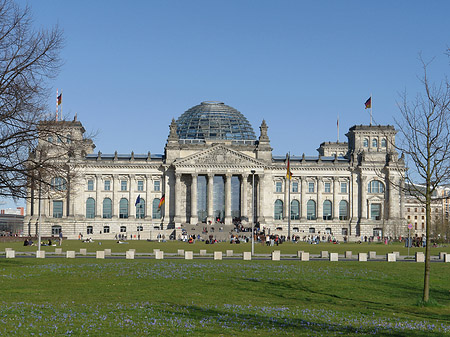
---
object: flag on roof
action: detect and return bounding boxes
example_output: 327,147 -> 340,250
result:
286,154 -> 292,180
365,97 -> 371,109
57,93 -> 62,105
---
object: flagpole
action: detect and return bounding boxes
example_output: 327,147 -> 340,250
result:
287,152 -> 291,241
370,92 -> 373,126
60,90 -> 63,119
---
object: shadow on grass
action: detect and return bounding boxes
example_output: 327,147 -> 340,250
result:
152,302 -> 444,337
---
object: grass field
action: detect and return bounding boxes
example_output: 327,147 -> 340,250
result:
2,239 -> 450,256
0,241 -> 449,336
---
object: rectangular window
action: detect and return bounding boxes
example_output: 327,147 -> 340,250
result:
137,180 -> 144,191
121,180 -> 127,191
103,226 -> 110,234
309,227 -> 315,233
292,182 -> 298,193
340,182 -> 347,193
87,226 -> 93,234
324,182 -> 331,193
87,180 -> 94,191
53,200 -> 63,218
104,180 -> 110,191
370,203 -> 381,220
154,180 -> 160,191
308,182 -> 315,193
275,181 -> 282,192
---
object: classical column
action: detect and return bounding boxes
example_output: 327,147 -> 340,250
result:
241,174 -> 248,222
316,177 -> 322,221
95,175 -> 101,218
190,174 -> 198,224
333,177 -> 339,220
129,175 -> 135,219
225,173 -> 232,225
360,175 -> 367,220
300,177 -> 307,220
284,177 -> 289,220
145,175 -> 151,219
174,173 -> 182,225
207,174 -> 214,224
112,175 -> 118,219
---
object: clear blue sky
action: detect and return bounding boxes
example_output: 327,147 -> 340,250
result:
4,0 -> 450,209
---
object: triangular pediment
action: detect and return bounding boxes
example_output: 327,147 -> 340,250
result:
174,145 -> 264,168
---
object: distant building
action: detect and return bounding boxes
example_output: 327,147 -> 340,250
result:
25,101 -> 406,240
1,207 -> 25,216
0,214 -> 23,235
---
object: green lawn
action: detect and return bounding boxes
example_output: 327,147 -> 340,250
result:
0,247 -> 449,336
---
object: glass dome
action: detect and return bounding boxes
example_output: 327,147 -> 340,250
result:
176,101 -> 256,141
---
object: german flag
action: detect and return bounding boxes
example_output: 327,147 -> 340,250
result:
158,194 -> 165,210
57,93 -> 62,105
365,97 -> 371,109
286,154 -> 292,180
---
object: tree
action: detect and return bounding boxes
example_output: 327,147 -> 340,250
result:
394,56 -> 450,303
0,0 -> 64,199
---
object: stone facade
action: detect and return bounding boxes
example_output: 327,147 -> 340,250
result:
25,102 -> 406,241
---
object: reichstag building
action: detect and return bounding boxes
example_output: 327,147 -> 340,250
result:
25,101 -> 406,241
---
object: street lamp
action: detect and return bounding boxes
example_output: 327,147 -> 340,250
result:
251,170 -> 256,256
37,168 -> 42,253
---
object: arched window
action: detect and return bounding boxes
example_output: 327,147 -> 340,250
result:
119,198 -> 129,219
136,198 -> 145,219
103,198 -> 112,219
381,138 -> 387,147
363,138 -> 369,147
274,199 -> 283,220
86,198 -> 95,219
368,180 -> 385,193
51,177 -> 67,191
372,138 -> 378,147
323,200 -> 332,220
307,200 -> 316,220
152,198 -> 161,219
103,226 -> 110,233
339,200 -> 348,220
120,226 -> 127,233
291,200 -> 300,220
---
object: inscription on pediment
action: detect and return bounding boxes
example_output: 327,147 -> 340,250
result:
176,146 -> 261,167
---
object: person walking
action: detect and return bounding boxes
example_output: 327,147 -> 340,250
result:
59,231 -> 63,246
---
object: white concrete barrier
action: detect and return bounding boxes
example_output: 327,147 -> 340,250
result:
358,253 -> 368,262
226,250 -> 233,257
272,250 -> 280,261
178,249 -> 184,256
297,251 -> 304,258
5,248 -> 12,252
155,250 -> 164,259
55,248 -> 62,254
369,251 -> 377,259
445,253 -> 450,263
415,252 -> 424,263
66,251 -> 75,258
96,251 -> 105,259
439,252 -> 446,260
393,251 -> 400,259
301,252 -> 310,261
200,249 -> 207,256
345,251 -> 353,259
321,251 -> 329,258
243,252 -> 251,260
126,250 -> 135,259
214,251 -> 223,260
387,253 -> 396,262
329,253 -> 338,261
6,250 -> 15,258
185,251 -> 193,260
104,249 -> 111,256
80,248 -> 87,256
36,250 -> 45,258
